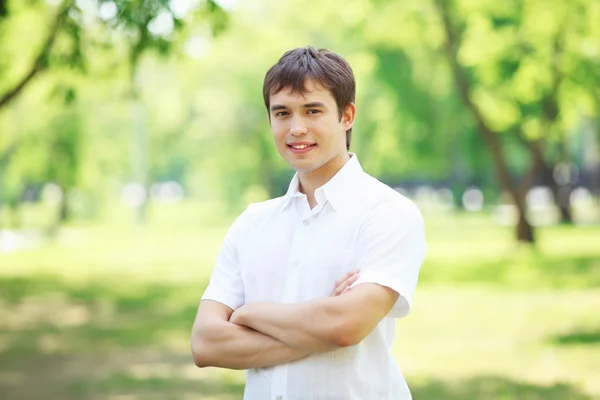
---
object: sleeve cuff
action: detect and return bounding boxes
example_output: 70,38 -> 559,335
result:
201,286 -> 244,311
350,273 -> 413,319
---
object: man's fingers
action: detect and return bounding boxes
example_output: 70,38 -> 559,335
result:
332,271 -> 360,296
342,273 -> 359,291
334,271 -> 354,289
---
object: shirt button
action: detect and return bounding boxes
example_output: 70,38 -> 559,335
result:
293,261 -> 299,266
303,219 -> 309,226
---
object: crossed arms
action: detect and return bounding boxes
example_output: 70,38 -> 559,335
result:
190,272 -> 399,370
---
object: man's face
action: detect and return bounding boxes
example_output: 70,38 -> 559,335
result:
268,79 -> 355,174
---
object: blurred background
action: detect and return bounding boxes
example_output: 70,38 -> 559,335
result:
1,0 -> 599,399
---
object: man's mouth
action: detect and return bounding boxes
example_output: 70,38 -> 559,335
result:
287,143 -> 317,154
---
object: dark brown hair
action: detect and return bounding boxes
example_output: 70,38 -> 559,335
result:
263,46 -> 356,150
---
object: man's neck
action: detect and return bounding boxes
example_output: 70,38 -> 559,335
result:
298,152 -> 350,209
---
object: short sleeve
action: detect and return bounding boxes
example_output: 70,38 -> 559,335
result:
200,206 -> 252,311
350,198 -> 426,318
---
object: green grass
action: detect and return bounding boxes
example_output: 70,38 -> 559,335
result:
0,204 -> 599,399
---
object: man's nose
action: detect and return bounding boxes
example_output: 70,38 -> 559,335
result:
290,117 -> 308,136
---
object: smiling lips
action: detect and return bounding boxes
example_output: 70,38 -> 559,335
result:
288,142 -> 316,154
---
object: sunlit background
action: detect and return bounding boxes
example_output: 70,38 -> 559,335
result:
1,0 -> 599,399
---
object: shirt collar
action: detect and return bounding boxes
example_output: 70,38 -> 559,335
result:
281,153 -> 364,212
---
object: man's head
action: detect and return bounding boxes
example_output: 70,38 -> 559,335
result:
263,46 -> 356,174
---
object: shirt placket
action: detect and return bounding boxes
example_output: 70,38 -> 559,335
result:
270,200 -> 314,400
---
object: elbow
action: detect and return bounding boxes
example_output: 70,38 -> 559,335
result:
192,352 -> 209,369
331,331 -> 361,348
191,338 -> 213,368
328,321 -> 363,349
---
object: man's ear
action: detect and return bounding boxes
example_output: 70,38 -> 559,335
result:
341,103 -> 356,131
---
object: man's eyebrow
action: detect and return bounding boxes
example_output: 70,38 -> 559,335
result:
302,102 -> 326,108
270,104 -> 287,112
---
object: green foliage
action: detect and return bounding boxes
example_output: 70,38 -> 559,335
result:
0,0 -> 229,221
0,0 -> 598,227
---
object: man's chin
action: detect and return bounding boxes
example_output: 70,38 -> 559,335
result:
288,159 -> 318,174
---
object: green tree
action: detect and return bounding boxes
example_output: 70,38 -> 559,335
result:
0,0 -> 228,226
431,0 -> 599,242
0,0 -> 226,113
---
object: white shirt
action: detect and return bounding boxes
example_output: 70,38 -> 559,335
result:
201,154 -> 427,400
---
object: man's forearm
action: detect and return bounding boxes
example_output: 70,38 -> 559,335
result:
192,319 -> 309,370
231,298 -> 347,352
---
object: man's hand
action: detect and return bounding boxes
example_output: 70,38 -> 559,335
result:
230,304 -> 248,326
331,269 -> 360,297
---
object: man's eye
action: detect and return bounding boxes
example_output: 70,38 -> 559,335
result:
308,109 -> 320,114
275,112 -> 289,117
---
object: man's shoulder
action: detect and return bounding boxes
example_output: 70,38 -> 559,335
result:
359,173 -> 421,217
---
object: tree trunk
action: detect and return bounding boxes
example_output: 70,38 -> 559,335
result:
434,0 -> 538,244
555,184 -> 573,224
8,200 -> 21,229
505,159 -> 537,244
541,159 -> 573,224
59,191 -> 69,222
131,98 -> 148,227
516,211 -> 535,242
557,200 -> 572,223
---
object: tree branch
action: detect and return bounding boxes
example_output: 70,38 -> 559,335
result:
0,140 -> 18,170
514,21 -> 567,199
0,0 -> 7,18
516,137 -> 545,199
0,0 -> 73,110
128,17 -> 153,99
543,22 -> 567,128
433,0 -> 523,206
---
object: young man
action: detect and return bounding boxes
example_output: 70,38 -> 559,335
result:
191,46 -> 427,400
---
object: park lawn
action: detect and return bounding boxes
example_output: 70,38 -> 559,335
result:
0,206 -> 599,399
